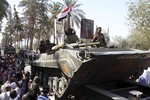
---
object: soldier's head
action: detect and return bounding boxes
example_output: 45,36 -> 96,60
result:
96,27 -> 102,34
68,28 -> 76,34
65,28 -> 76,36
46,39 -> 50,44
40,40 -> 45,44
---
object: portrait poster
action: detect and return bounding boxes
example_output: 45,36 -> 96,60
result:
80,19 -> 94,39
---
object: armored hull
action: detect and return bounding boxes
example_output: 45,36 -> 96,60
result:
30,47 -> 150,99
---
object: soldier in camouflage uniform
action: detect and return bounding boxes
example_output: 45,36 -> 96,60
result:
92,27 -> 107,47
65,28 -> 79,44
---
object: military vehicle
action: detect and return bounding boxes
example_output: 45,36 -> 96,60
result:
30,42 -> 150,99
30,18 -> 150,99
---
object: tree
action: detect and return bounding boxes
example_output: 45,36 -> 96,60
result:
62,0 -> 86,28
128,0 -> 150,33
19,0 -> 38,50
127,0 -> 150,50
49,1 -> 63,29
3,10 -> 14,46
19,0 -> 52,50
34,0 -> 50,49
0,0 -> 10,30
112,36 -> 129,48
13,5 -> 23,49
127,30 -> 150,50
49,2 -> 63,19
49,1 -> 63,43
0,0 -> 10,21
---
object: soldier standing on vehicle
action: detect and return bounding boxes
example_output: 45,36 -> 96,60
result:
92,27 -> 107,47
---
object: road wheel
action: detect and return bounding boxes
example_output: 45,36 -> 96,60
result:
48,77 -> 53,92
58,77 -> 67,96
52,77 -> 58,93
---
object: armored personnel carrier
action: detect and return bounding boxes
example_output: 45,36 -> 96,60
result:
30,42 -> 150,99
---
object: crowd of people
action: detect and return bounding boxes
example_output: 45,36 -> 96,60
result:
0,50 -> 50,100
18,49 -> 39,62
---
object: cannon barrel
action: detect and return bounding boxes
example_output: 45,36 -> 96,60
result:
66,42 -> 100,48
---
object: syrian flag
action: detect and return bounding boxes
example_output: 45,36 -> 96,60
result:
57,6 -> 71,21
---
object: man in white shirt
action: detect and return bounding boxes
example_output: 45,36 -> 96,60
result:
0,89 -> 17,100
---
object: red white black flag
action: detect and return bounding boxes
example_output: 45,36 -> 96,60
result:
57,6 -> 71,21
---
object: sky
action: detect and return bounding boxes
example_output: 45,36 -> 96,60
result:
77,0 -> 129,39
2,0 -> 130,42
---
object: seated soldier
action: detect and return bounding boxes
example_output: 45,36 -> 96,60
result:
65,28 -> 79,44
92,27 -> 107,47
45,39 -> 55,54
39,40 -> 46,54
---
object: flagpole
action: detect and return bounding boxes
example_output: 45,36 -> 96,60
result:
54,18 -> 57,44
62,20 -> 65,43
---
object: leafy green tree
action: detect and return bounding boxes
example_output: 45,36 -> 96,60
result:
127,30 -> 150,50
127,0 -> 150,50
19,0 -> 38,50
13,5 -> 23,49
3,11 -> 14,46
2,5 -> 23,48
49,2 -> 63,19
19,0 -> 52,50
112,36 -> 129,48
0,0 -> 10,30
0,0 -> 10,21
128,0 -> 150,33
35,0 -> 50,48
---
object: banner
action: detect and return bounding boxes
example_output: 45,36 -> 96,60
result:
80,19 -> 94,39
